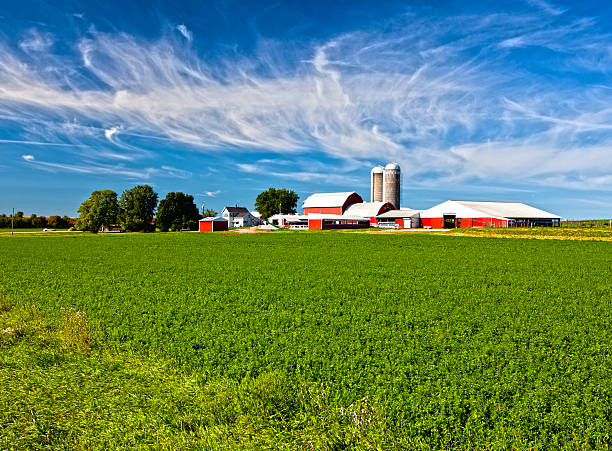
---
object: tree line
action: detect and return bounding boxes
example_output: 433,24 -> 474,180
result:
76,185 -> 217,233
0,212 -> 72,229
5,185 -> 301,233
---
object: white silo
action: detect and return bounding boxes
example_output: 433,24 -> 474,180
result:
370,166 -> 384,202
383,162 -> 400,209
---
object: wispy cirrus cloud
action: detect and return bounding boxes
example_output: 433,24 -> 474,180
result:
0,7 -> 612,190
18,28 -> 55,53
176,24 -> 193,41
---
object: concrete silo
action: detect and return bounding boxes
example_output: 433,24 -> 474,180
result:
383,162 -> 400,209
370,166 -> 384,202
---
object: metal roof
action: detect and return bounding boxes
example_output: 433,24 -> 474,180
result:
199,216 -> 228,222
376,209 -> 421,219
343,202 -> 392,218
268,214 -> 309,221
302,192 -> 361,209
420,200 -> 560,219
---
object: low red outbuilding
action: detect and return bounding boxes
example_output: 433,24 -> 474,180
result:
199,217 -> 229,232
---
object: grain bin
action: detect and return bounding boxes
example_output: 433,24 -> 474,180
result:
370,166 -> 384,202
383,162 -> 400,209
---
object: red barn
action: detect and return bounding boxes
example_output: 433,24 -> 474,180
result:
420,200 -> 561,228
199,217 -> 229,232
302,192 -> 363,215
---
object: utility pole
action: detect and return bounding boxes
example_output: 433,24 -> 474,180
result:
11,208 -> 14,236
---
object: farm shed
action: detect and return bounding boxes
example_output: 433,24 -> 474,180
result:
267,214 -> 309,229
343,202 -> 394,225
376,209 -> 421,229
420,200 -> 561,228
302,192 -> 363,215
199,217 -> 229,232
307,214 -> 370,230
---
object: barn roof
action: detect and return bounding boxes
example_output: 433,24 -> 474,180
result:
420,200 -> 560,219
199,216 -> 228,222
302,192 -> 362,209
377,209 -> 421,219
343,202 -> 393,218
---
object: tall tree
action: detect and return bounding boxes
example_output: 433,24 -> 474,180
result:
254,188 -> 299,220
202,208 -> 218,218
119,184 -> 158,232
156,192 -> 200,232
76,190 -> 119,233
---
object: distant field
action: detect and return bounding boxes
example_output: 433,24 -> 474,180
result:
443,226 -> 612,240
562,219 -> 612,228
1,232 -> 611,448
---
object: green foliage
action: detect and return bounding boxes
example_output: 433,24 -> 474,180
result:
0,214 -> 71,229
119,184 -> 158,232
47,215 -> 71,229
202,208 -> 218,218
0,233 -> 611,448
156,192 -> 200,232
76,189 -> 119,233
254,187 -> 299,219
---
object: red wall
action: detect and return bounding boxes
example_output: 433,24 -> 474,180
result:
421,217 -> 508,228
308,219 -> 323,229
421,218 -> 443,228
308,219 -> 369,230
304,207 -> 343,215
199,221 -> 228,232
395,218 -> 404,228
321,221 -> 369,230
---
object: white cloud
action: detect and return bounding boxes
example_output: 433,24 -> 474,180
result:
22,154 -> 35,161
176,24 -> 192,41
1,10 -> 612,189
18,29 -> 54,53
22,158 -> 191,179
104,127 -> 119,140
205,190 -> 221,197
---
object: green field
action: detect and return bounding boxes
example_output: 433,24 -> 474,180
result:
1,232 -> 611,448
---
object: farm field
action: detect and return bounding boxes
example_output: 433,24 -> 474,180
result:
442,226 -> 612,240
1,232 -> 611,448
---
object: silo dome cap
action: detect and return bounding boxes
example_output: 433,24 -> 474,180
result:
371,166 -> 384,174
385,162 -> 400,170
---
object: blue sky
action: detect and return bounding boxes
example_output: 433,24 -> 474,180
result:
1,0 -> 612,219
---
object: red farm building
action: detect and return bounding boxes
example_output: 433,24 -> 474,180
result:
307,214 -> 370,230
302,192 -> 363,215
420,200 -> 561,229
343,201 -> 394,225
198,217 -> 229,232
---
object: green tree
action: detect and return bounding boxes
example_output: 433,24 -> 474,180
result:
47,215 -> 70,229
254,188 -> 299,220
76,190 -> 120,233
30,214 -> 48,228
202,208 -> 218,218
156,192 -> 200,232
119,185 -> 158,232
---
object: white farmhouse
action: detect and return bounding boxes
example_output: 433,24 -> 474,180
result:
221,207 -> 262,228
